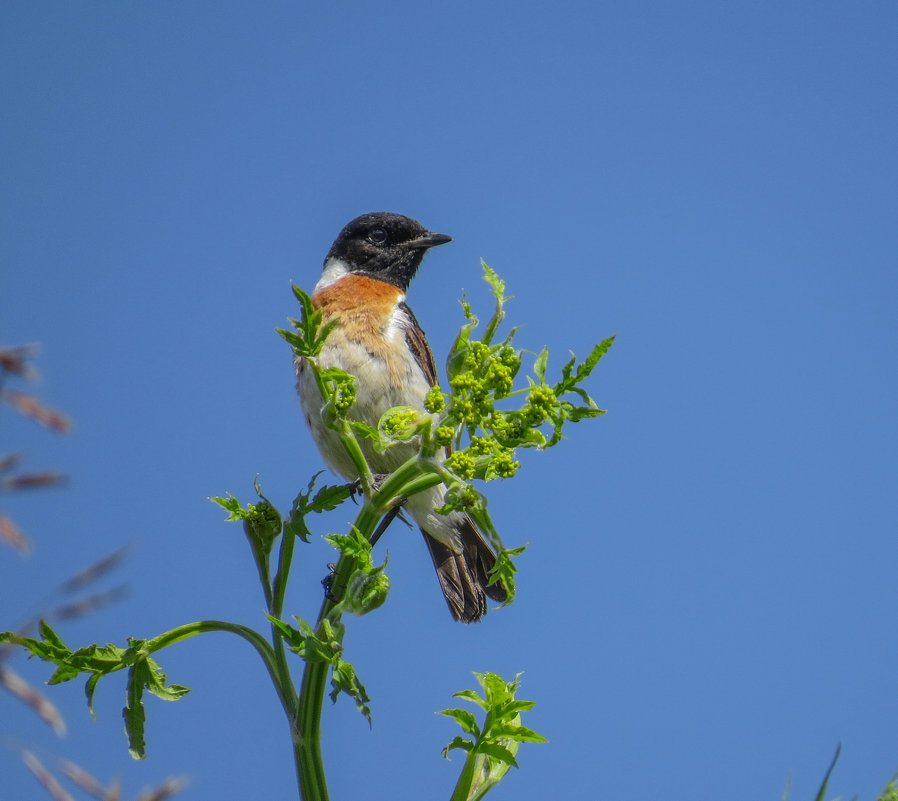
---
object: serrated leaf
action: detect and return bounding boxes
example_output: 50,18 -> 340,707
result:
453,688 -> 488,709
575,336 -> 615,380
309,483 -> 354,513
284,472 -> 349,543
144,659 -> 189,702
495,699 -> 537,718
481,261 -> 506,301
124,661 -> 149,760
481,262 -> 509,346
210,493 -> 246,520
565,406 -> 606,421
490,723 -> 547,743
476,672 -> 511,704
554,337 -> 615,396
439,707 -> 480,735
39,620 -> 68,651
477,741 -> 519,768
323,528 -> 372,563
267,615 -> 303,647
442,735 -> 474,759
330,658 -> 372,725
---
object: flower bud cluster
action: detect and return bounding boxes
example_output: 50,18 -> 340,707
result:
380,407 -> 420,440
329,375 -> 356,414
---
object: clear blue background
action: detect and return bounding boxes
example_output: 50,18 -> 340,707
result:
2,3 -> 896,800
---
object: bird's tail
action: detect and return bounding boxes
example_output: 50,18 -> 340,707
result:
421,515 -> 508,623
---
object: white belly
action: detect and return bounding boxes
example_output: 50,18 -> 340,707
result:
295,333 -> 431,479
295,335 -> 464,550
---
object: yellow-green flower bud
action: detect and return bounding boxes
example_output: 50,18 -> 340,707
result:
381,407 -> 419,439
488,450 -> 520,479
434,425 -> 455,447
446,451 -> 476,480
424,386 -> 445,413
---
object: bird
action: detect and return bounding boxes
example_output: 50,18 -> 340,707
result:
294,212 -> 507,622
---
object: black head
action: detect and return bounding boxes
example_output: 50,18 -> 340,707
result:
326,212 -> 452,291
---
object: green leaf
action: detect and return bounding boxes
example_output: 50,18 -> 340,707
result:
284,473 -> 354,543
210,493 -> 246,521
439,707 -> 480,735
266,615 -> 305,648
487,546 -> 526,605
309,482 -> 354,513
533,347 -> 548,384
330,659 -> 372,724
85,673 -> 101,719
323,527 -> 372,563
347,420 -> 381,442
453,688 -> 488,709
39,620 -> 68,651
490,723 -> 547,743
564,405 -> 606,422
477,742 -> 519,768
143,658 -> 189,702
279,284 -> 340,357
276,327 -> 306,351
481,261 -> 509,346
442,735 -> 474,759
495,699 -> 537,719
553,337 -> 615,396
476,671 -> 513,705
124,659 -> 149,760
48,663 -> 82,684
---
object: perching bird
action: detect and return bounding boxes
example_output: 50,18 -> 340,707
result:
295,212 -> 507,622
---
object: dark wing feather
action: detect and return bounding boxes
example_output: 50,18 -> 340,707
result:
398,301 -> 438,386
421,517 -> 508,623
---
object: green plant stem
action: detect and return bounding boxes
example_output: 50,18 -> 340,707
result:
147,619 -> 305,793
144,621 -> 285,706
449,752 -> 478,801
295,637 -> 331,801
290,453 -> 443,801
145,620 -> 274,663
249,540 -> 274,611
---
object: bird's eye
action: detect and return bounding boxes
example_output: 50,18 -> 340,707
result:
368,228 -> 388,245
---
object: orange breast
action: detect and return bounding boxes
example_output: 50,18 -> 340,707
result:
312,274 -> 403,359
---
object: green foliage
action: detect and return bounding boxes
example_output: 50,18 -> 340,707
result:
0,621 -> 189,760
268,615 -> 372,724
878,778 -> 898,801
440,672 -> 547,801
323,527 -> 391,616
276,284 -> 339,358
283,472 -> 354,544
425,261 -> 613,555
1,265 -> 613,800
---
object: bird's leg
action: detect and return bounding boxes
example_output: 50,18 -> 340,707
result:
348,473 -> 392,503
369,504 -> 403,547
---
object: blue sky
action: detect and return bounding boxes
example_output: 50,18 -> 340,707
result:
2,3 -> 896,800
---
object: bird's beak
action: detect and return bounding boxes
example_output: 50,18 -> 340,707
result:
407,231 -> 452,250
